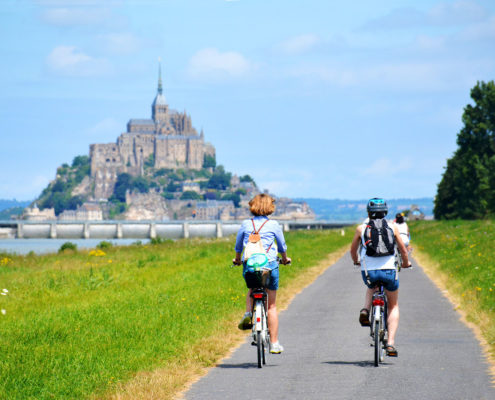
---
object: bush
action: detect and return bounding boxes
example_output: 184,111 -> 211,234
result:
58,242 -> 77,253
180,191 -> 202,200
97,241 -> 113,250
150,237 -> 173,245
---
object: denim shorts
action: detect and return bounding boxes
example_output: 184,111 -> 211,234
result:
361,269 -> 399,292
243,260 -> 279,290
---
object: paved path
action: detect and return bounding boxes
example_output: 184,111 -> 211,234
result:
185,254 -> 495,400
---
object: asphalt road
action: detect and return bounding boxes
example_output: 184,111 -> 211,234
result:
185,254 -> 495,400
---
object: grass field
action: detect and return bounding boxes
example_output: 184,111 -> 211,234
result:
410,220 -> 495,360
0,228 -> 351,399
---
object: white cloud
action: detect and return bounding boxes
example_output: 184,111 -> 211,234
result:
46,45 -> 111,76
428,0 -> 487,25
40,7 -> 111,26
279,34 -> 320,54
187,48 -> 256,80
361,0 -> 490,30
285,58 -> 481,92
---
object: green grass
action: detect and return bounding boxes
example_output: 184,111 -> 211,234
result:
410,220 -> 495,352
0,228 -> 351,399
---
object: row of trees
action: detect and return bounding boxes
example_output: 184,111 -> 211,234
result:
434,81 -> 495,219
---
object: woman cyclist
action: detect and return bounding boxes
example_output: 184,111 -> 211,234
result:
395,212 -> 412,252
233,194 -> 291,354
350,198 -> 411,357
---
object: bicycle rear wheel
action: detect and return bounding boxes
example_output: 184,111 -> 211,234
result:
257,330 -> 262,368
374,320 -> 380,367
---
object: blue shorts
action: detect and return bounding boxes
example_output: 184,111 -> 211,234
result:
243,260 -> 279,290
361,269 -> 399,292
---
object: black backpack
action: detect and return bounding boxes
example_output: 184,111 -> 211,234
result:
363,219 -> 395,257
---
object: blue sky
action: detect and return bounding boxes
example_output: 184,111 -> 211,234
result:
1,0 -> 494,201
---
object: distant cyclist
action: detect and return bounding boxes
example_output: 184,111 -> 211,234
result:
350,198 -> 411,357
233,193 -> 291,354
394,212 -> 412,252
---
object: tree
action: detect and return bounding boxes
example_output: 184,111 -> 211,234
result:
111,173 -> 132,202
180,191 -> 202,200
434,81 -> 495,219
222,193 -> 241,207
240,174 -> 254,183
203,154 -> 216,168
207,165 -> 231,190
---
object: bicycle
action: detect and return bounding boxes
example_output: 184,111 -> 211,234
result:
369,282 -> 388,367
233,257 -> 289,368
248,267 -> 271,368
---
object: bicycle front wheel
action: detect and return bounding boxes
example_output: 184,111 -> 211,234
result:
374,320 -> 380,367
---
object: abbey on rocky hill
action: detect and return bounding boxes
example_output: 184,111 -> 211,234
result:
90,63 -> 215,200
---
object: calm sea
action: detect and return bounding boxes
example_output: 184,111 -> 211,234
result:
0,238 -> 150,255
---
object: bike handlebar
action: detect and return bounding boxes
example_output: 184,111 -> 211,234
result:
231,256 -> 291,268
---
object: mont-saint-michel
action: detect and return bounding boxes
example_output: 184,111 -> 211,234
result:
24,65 -> 314,222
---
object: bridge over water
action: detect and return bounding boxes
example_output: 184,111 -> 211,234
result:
0,220 -> 353,240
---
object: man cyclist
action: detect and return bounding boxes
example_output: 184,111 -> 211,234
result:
350,198 -> 411,357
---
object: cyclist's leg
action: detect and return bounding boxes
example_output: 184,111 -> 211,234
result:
245,288 -> 253,313
385,288 -> 399,346
266,288 -> 278,342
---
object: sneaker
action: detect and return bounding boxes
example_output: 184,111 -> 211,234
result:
238,312 -> 252,330
270,341 -> 284,354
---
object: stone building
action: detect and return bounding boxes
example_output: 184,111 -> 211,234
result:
195,200 -> 235,220
22,204 -> 56,221
90,64 -> 215,200
58,202 -> 103,221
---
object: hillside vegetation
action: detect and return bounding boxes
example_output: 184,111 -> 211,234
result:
410,220 -> 495,358
0,228 -> 351,399
35,152 -> 254,217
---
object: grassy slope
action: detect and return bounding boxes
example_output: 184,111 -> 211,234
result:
0,229 -> 351,399
410,220 -> 495,361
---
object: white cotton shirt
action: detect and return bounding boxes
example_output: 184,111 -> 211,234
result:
395,222 -> 410,246
360,223 -> 396,271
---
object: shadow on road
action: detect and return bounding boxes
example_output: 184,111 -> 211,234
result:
322,360 -> 388,368
216,362 -> 276,369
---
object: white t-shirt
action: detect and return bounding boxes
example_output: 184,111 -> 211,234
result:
395,222 -> 410,245
360,223 -> 396,271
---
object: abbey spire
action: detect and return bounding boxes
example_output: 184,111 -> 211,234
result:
152,58 -> 168,121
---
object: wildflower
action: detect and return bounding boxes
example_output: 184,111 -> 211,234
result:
89,249 -> 106,257
475,287 -> 482,291
1,309 -> 5,315
2,289 -> 8,293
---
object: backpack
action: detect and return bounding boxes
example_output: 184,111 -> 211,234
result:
363,218 -> 395,257
243,219 -> 273,262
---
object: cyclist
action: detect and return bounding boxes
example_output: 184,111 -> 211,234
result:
394,212 -> 412,252
350,198 -> 411,357
233,193 -> 291,354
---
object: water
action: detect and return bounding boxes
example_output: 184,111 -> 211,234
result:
0,238 -> 150,255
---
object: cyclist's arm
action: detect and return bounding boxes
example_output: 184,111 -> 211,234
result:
394,226 -> 411,267
350,226 -> 362,264
233,252 -> 242,265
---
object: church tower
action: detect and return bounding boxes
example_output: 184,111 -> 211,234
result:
152,60 -> 168,122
